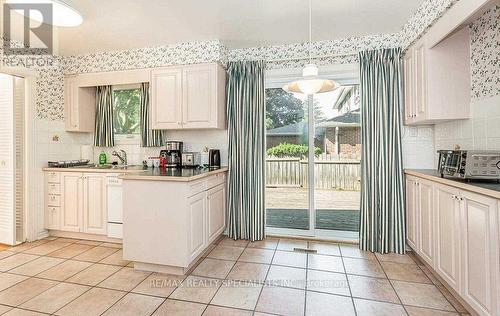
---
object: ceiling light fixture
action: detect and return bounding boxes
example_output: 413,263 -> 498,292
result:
283,0 -> 339,95
6,0 -> 83,27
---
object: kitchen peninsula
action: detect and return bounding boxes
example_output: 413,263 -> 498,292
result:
120,167 -> 227,275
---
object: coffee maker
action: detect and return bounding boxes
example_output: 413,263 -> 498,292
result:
161,141 -> 183,168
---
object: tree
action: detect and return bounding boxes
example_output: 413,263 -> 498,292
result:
113,88 -> 141,134
265,88 -> 305,129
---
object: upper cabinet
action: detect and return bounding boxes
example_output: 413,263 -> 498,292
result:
64,76 -> 96,132
151,63 -> 226,130
403,27 -> 471,125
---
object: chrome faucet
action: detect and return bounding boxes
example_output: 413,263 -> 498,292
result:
112,150 -> 127,165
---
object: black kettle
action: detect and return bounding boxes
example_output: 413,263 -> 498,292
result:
208,149 -> 221,169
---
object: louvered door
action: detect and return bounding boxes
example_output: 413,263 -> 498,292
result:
0,74 -> 15,245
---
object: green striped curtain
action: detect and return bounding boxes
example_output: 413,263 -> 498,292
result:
226,60 -> 266,241
359,48 -> 406,254
140,82 -> 165,147
94,85 -> 114,147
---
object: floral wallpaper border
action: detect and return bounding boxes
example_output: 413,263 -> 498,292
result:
4,0 -> 496,120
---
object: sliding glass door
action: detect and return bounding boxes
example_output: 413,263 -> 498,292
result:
265,67 -> 360,240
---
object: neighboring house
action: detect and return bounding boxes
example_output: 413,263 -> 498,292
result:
266,122 -> 325,149
267,89 -> 361,159
317,108 -> 361,158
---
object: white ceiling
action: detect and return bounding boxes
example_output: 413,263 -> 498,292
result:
54,0 -> 424,56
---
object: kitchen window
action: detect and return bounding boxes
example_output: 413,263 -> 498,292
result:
113,84 -> 140,143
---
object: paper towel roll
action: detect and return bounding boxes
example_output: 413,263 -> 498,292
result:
81,145 -> 94,162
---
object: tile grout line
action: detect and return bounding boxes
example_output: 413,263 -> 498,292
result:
252,239 -> 279,315
338,243 -> 358,316
375,253 -> 411,316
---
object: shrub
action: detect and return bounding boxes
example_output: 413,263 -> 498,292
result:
267,143 -> 321,158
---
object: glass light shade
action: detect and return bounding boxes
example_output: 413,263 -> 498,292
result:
6,0 -> 83,27
283,63 -> 340,95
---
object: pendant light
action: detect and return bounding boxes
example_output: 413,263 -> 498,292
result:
283,0 -> 339,95
6,0 -> 83,27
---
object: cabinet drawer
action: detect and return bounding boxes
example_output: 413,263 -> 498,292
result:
45,206 -> 60,230
47,183 -> 61,195
47,194 -> 61,206
188,180 -> 207,197
207,173 -> 225,189
46,172 -> 60,183
107,223 -> 123,239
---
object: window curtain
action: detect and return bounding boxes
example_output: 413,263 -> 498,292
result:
140,82 -> 165,147
226,60 -> 266,241
358,48 -> 406,254
94,85 -> 114,147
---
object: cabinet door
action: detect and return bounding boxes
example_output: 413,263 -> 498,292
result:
403,51 -> 414,124
64,76 -> 79,131
83,174 -> 107,235
405,176 -> 418,250
151,68 -> 183,129
417,179 -> 434,265
460,191 -> 498,316
434,183 -> 461,291
182,64 -> 216,129
207,184 -> 225,244
61,173 -> 82,232
188,191 -> 206,261
414,41 -> 427,119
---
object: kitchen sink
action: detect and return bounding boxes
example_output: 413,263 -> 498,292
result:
74,164 -> 144,170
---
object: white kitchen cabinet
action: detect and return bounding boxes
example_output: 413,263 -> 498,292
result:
406,176 -> 418,250
122,170 -> 227,275
403,51 -> 415,123
150,67 -> 183,129
64,76 -> 96,132
417,179 -> 434,265
405,171 -> 500,316
60,172 -> 82,232
207,183 -> 226,244
150,63 -> 226,130
434,183 -> 462,292
403,27 -> 471,125
460,191 -> 499,316
82,174 -> 107,235
188,191 -> 207,261
46,171 -> 107,236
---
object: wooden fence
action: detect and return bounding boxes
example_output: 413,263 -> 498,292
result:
266,157 -> 361,191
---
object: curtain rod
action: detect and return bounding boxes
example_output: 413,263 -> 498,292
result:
266,52 -> 358,63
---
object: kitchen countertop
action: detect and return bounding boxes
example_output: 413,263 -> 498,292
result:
42,165 -> 147,173
119,166 -> 228,182
405,169 -> 500,199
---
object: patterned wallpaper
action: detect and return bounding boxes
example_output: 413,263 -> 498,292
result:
16,0 -> 494,121
469,5 -> 499,100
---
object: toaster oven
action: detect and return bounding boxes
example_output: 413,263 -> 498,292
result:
437,150 -> 500,180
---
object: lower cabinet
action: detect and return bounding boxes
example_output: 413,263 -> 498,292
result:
187,183 -> 226,261
405,174 -> 499,316
460,191 -> 499,316
60,172 -> 82,232
207,184 -> 226,244
434,183 -> 461,292
46,172 -> 107,235
82,174 -> 107,235
188,191 -> 207,261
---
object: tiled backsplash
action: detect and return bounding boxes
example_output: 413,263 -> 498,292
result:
434,95 -> 500,152
92,130 -> 229,166
402,126 -> 436,169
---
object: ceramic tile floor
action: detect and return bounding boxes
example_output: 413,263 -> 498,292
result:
0,236 -> 470,316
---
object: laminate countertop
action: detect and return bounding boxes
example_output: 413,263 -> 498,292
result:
42,165 -> 147,173
119,167 -> 228,182
405,169 -> 500,199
